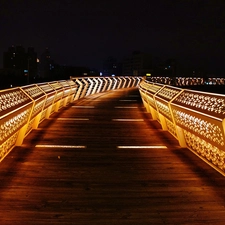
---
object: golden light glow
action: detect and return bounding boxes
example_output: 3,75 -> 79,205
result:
72,106 -> 95,108
114,106 -> 138,108
119,99 -> 137,101
35,145 -> 86,148
139,78 -> 225,175
0,77 -> 141,163
117,146 -> 167,149
56,118 -> 89,121
112,119 -> 144,122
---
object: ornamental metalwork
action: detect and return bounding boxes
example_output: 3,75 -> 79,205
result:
44,96 -> 55,109
172,109 -> 224,147
156,101 -> 172,120
173,91 -> 225,116
184,130 -> 225,172
166,118 -> 177,138
40,109 -> 47,122
157,86 -> 181,101
30,101 -> 45,119
22,86 -> 44,99
0,90 -> 30,113
26,118 -> 34,135
148,96 -> 155,107
0,108 -> 31,144
0,133 -> 18,161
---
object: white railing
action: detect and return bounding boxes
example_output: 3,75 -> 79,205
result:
146,76 -> 225,86
0,76 -> 142,162
139,78 -> 225,176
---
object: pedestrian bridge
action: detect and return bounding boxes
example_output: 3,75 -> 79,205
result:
0,76 -> 225,224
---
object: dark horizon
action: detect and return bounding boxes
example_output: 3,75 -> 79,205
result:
1,0 -> 225,75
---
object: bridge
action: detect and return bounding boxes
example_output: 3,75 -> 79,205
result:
0,76 -> 225,224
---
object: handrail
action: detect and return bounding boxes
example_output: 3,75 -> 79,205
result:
146,76 -> 225,86
139,77 -> 225,176
0,76 -> 142,162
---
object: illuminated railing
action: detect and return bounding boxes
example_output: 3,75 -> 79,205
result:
70,76 -> 141,100
0,76 -> 142,162
147,76 -> 225,86
139,78 -> 225,175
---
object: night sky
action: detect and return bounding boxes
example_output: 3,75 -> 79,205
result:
1,0 -> 225,74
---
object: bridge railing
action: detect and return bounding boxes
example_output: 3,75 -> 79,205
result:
146,76 -> 225,86
0,76 -> 142,162
139,78 -> 225,175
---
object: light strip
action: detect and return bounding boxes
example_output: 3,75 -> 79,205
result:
112,119 -> 144,122
117,146 -> 167,149
115,106 -> 138,109
119,100 -> 137,101
35,145 -> 86,148
56,118 -> 89,121
72,106 -> 95,108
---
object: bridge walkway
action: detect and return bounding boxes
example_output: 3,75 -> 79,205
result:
0,87 -> 225,224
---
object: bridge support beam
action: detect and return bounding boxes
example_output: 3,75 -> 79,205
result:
159,114 -> 168,131
176,126 -> 186,147
15,124 -> 28,146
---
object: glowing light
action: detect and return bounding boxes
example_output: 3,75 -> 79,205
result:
112,119 -> 144,121
119,99 -> 137,101
115,106 -> 138,108
117,146 -> 167,149
56,118 -> 89,121
35,145 -> 86,148
72,106 -> 95,108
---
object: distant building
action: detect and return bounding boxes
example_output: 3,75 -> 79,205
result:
39,47 -> 55,80
3,45 -> 26,69
3,45 -> 37,85
122,51 -> 152,76
103,56 -> 122,76
152,58 -> 177,77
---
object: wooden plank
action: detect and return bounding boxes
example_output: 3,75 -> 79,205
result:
0,87 -> 225,224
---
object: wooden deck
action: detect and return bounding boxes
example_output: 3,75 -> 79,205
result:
0,87 -> 225,224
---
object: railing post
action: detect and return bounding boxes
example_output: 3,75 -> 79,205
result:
74,79 -> 83,100
15,124 -> 28,146
159,113 -> 168,130
86,78 -> 93,96
149,106 -> 158,120
55,101 -> 60,112
97,78 -> 103,93
91,78 -> 99,94
45,106 -> 52,119
32,112 -> 42,129
176,125 -> 187,147
112,77 -> 118,89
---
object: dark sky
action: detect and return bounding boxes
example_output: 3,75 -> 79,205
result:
1,0 -> 225,74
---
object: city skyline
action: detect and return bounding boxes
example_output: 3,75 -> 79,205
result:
1,0 -> 225,75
